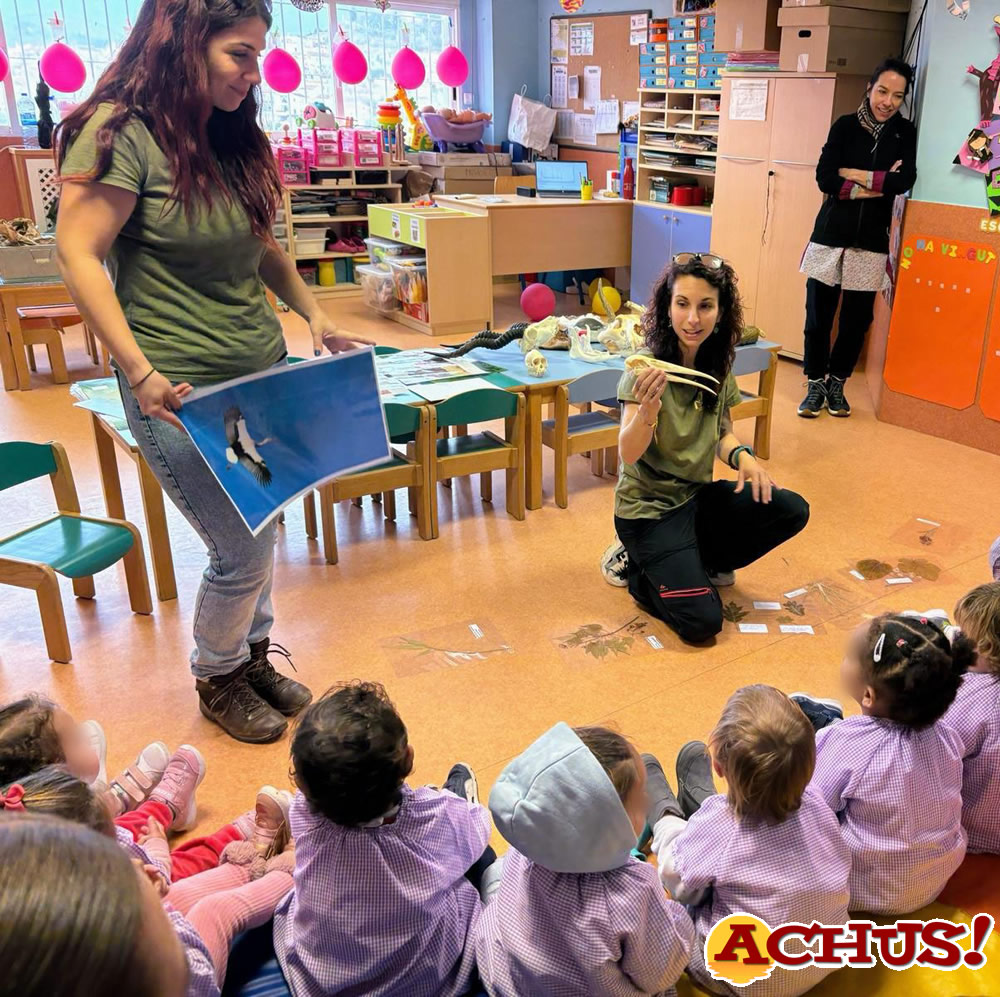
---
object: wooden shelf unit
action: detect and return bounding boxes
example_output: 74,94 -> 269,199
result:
637,87 -> 720,208
277,165 -> 411,298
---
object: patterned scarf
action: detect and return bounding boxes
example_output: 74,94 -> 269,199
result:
857,97 -> 885,140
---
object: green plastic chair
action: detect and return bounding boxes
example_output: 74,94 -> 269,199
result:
318,403 -> 434,563
428,388 -> 526,531
0,441 -> 152,662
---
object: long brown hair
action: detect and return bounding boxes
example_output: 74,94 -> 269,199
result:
0,815 -> 157,996
55,0 -> 281,240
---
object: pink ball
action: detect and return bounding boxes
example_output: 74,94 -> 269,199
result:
333,38 -> 367,85
0,49 -> 8,85
262,48 -> 302,94
436,46 -> 469,88
392,46 -> 426,90
521,282 -> 556,323
39,42 -> 86,93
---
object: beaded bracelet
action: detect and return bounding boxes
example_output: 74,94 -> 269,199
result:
728,444 -> 754,470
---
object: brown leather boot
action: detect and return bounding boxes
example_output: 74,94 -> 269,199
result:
246,639 -> 313,717
197,664 -> 288,744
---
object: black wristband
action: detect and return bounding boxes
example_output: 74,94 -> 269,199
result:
129,367 -> 155,390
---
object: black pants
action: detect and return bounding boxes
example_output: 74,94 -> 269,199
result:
802,278 -> 876,381
614,482 -> 810,644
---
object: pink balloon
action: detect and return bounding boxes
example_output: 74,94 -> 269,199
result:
39,42 -> 86,93
521,282 -> 556,323
392,46 -> 426,90
262,48 -> 302,94
0,49 -> 8,85
333,38 -> 367,85
436,46 -> 469,88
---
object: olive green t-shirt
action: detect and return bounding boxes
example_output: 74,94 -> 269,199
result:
61,104 -> 285,385
614,359 -> 742,519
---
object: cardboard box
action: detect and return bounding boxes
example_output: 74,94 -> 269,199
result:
669,53 -> 698,65
670,77 -> 698,89
668,28 -> 697,40
716,0 -> 782,52
782,0 -> 908,10
432,178 -> 497,194
669,41 -> 699,52
777,5 -> 905,73
417,151 -> 492,166
700,51 -> 729,65
489,152 -> 513,167
641,53 -> 670,64
641,43 -> 668,54
668,15 -> 698,27
422,165 -> 497,180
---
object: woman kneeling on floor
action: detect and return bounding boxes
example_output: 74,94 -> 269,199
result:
602,253 -> 809,643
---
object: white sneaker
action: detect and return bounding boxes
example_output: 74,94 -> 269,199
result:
707,570 -> 736,588
600,539 -> 629,587
108,741 -> 171,816
81,720 -> 107,787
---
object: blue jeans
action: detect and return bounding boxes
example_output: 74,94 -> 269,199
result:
117,371 -> 277,680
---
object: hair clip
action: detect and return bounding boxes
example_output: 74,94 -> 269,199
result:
873,633 -> 886,662
896,638 -> 907,647
0,785 -> 25,811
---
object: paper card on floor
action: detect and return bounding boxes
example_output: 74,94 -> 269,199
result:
753,601 -> 782,610
573,113 -> 597,145
178,350 -> 389,536
739,623 -> 769,634
780,625 -> 815,635
887,577 -> 914,585
412,377 -> 496,402
784,587 -> 808,598
469,623 -> 484,639
647,635 -> 664,649
849,570 -> 866,581
583,66 -> 601,110
596,99 -> 620,133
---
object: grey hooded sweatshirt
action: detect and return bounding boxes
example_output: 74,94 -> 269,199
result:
476,722 -> 694,996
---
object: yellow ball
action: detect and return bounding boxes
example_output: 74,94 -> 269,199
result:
592,283 -> 621,317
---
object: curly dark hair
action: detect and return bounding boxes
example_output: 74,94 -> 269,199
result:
0,696 -> 64,786
858,614 -> 976,728
641,255 -> 744,412
291,681 -> 413,827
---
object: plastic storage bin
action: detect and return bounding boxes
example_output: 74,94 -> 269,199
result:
388,258 -> 428,323
364,236 -> 425,264
357,263 -> 399,314
294,227 -> 328,256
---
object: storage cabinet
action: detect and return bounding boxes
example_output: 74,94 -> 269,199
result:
630,202 -> 712,307
710,73 -> 866,358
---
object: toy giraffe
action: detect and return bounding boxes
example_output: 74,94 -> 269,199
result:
392,84 -> 434,151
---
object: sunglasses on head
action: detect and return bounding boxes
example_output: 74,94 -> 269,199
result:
672,252 -> 725,270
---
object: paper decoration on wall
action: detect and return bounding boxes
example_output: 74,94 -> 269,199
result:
954,18 -> 1000,212
373,0 -> 390,9
947,0 -> 970,17
560,0 -> 585,11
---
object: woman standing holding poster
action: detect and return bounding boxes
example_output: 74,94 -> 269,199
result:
55,0 -> 366,744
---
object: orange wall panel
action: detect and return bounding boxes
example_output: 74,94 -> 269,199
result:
981,299 -> 1000,420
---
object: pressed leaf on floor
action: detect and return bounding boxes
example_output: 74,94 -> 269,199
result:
782,599 -> 806,617
897,557 -> 941,581
559,618 -> 647,658
856,558 -> 894,580
722,601 -> 748,623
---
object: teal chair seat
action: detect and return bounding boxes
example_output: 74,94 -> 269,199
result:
541,411 -> 619,437
0,516 -> 136,579
436,433 -> 509,458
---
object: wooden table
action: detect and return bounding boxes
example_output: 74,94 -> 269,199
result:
431,193 -> 632,324
88,410 -> 178,602
0,279 -> 71,391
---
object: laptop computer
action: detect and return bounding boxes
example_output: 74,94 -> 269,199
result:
535,161 -> 589,198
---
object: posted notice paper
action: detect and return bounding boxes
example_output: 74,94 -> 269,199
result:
729,79 -> 768,121
583,66 -> 601,110
552,65 -> 568,109
595,99 -> 620,133
551,19 -> 569,64
573,112 -> 597,145
569,21 -> 594,57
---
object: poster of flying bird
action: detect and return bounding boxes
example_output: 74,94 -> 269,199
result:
178,350 -> 390,535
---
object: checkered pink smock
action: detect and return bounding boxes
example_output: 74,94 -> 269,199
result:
273,786 -> 490,996
167,908 -> 220,997
941,671 -> 1000,854
812,715 -> 967,914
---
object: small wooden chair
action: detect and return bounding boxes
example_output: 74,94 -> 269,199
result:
318,402 -> 434,564
427,388 -> 526,533
0,441 -> 152,663
541,368 -> 622,508
15,304 -> 109,383
730,343 -> 778,460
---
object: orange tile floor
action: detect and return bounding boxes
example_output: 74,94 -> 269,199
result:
2,285 -> 999,993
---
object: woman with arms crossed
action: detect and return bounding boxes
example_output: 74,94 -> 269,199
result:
601,254 -> 809,643
55,0 -> 368,743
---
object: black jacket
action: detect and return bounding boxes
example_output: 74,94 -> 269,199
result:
809,112 -> 917,254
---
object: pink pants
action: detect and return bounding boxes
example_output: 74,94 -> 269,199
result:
166,864 -> 294,985
115,801 -> 243,880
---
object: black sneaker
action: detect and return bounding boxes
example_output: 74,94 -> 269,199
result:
197,666 -> 288,744
641,752 -> 684,827
444,762 -> 479,804
246,639 -> 313,717
790,693 -> 844,732
676,741 -> 716,818
825,376 -> 851,417
797,378 -> 827,418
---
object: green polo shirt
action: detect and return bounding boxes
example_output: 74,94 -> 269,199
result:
61,103 -> 285,385
615,358 -> 742,519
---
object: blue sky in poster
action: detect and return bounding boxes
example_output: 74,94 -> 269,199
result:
178,350 -> 390,535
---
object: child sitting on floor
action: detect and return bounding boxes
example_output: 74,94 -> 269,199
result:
990,534 -> 999,580
809,613 -> 972,914
273,680 -> 493,997
647,686 -> 849,997
942,583 -> 1000,854
0,693 -> 252,882
478,723 -> 693,997
0,770 -> 295,995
